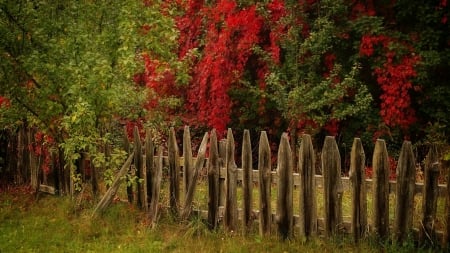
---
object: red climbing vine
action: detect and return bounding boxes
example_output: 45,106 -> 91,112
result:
360,34 -> 420,129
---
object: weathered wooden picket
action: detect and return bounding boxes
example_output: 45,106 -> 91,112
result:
90,126 -> 450,247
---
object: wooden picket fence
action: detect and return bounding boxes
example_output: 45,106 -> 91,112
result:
92,126 -> 450,247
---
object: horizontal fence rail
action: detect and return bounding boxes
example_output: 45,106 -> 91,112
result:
14,124 -> 446,247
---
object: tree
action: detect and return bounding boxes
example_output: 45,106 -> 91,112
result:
0,0 -> 176,188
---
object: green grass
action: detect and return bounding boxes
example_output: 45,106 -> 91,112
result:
0,186 -> 445,253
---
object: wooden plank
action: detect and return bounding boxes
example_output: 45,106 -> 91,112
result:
242,129 -> 253,232
183,126 -> 193,204
168,127 -> 180,217
207,129 -> 220,230
258,131 -> 272,236
28,129 -> 39,190
215,168 -> 446,197
298,134 -> 317,237
224,129 -> 238,231
218,140 -> 227,207
91,152 -> 134,218
124,126 -> 133,204
349,138 -> 367,242
372,139 -> 390,239
182,132 -> 209,219
394,141 -> 416,242
38,184 -> 56,195
322,136 -> 343,237
149,146 -> 162,227
145,128 -> 154,212
134,126 -> 145,210
421,145 -> 440,244
276,133 -> 294,239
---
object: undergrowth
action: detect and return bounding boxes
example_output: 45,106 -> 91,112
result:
0,186 -> 446,253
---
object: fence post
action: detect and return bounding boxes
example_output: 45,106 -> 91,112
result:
124,126 -> 133,204
258,131 -> 272,236
393,141 -> 416,242
148,146 -> 162,227
276,133 -> 293,239
168,127 -> 180,217
183,126 -> 193,203
372,139 -> 390,239
182,132 -> 209,219
298,134 -> 317,237
208,129 -> 220,230
134,126 -> 146,210
224,128 -> 238,231
350,138 -> 367,242
92,151 -> 135,218
242,129 -> 253,232
219,140 -> 227,207
145,128 -> 154,211
421,144 -> 440,244
28,128 -> 39,190
322,136 -> 343,237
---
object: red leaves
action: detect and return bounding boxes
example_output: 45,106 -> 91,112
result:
32,132 -> 54,175
360,34 -> 420,129
0,96 -> 10,108
181,1 -> 266,133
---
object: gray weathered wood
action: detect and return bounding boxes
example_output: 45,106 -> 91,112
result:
182,132 -> 209,219
16,127 -> 24,185
218,139 -> 227,207
28,129 -> 39,190
168,127 -> 180,217
394,141 -> 416,242
421,145 -> 440,244
183,126 -> 193,203
134,126 -> 145,210
372,139 -> 390,239
298,134 -> 317,237
224,128 -> 238,231
38,184 -> 56,195
208,129 -> 220,229
242,129 -> 253,232
349,138 -> 367,242
276,133 -> 294,239
258,131 -> 272,236
145,128 -> 154,211
322,136 -> 343,237
124,126 -> 133,204
91,152 -> 134,218
149,146 -> 162,227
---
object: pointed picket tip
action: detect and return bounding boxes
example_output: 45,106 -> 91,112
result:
210,129 -> 218,157
226,128 -> 235,162
259,131 -> 270,152
242,130 -> 251,154
322,136 -> 338,153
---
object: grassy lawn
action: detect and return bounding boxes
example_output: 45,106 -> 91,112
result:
0,186 -> 444,253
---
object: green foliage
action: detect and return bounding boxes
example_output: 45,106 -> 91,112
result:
285,64 -> 372,126
0,0 -> 168,174
0,189 -> 442,252
273,0 -> 374,132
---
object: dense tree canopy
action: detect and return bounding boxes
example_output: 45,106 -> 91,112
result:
145,0 -> 449,149
0,0 -> 180,169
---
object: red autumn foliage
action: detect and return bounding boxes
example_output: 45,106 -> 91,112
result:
177,0 -> 286,133
359,34 -> 420,129
365,156 -> 397,180
31,132 -> 54,175
0,96 -> 11,108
